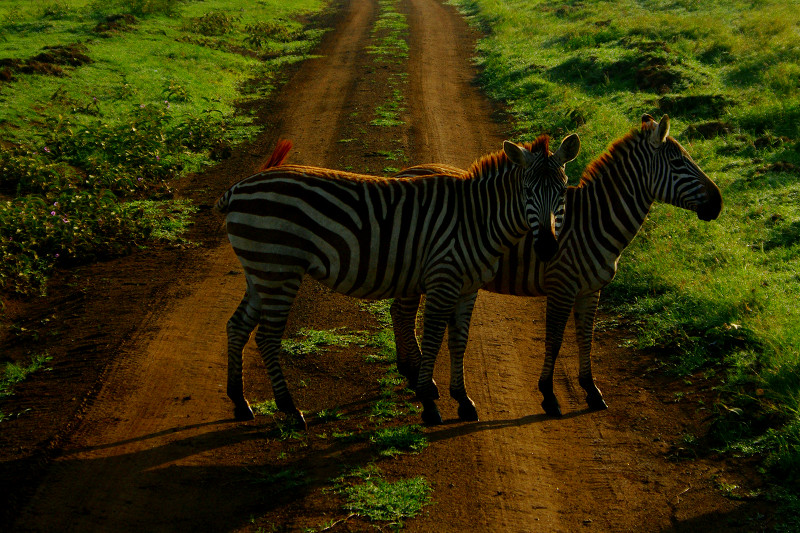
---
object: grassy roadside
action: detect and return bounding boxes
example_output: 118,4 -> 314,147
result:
448,0 -> 800,522
0,0 -> 328,297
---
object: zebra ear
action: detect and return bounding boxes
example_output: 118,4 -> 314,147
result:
554,133 -> 580,166
641,114 -> 655,126
648,114 -> 670,147
503,140 -> 533,168
657,114 -> 670,142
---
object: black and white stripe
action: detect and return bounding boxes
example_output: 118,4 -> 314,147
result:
215,135 -> 580,426
391,115 -> 722,416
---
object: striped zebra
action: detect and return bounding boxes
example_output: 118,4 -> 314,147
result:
214,134 -> 581,427
390,115 -> 723,416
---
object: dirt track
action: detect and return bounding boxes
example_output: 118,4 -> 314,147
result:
2,1 -> 769,531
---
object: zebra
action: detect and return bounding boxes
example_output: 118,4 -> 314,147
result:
214,134 -> 581,427
390,114 -> 723,417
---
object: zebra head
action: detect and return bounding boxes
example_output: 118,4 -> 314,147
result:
503,134 -> 580,261
644,114 -> 723,221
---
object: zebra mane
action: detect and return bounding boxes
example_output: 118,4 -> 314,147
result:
579,127 -> 646,187
466,135 -> 551,178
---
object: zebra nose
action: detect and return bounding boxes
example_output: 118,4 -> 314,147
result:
533,228 -> 558,261
697,202 -> 721,221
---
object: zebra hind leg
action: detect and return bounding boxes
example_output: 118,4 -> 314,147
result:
226,291 -> 259,421
539,296 -> 573,417
390,296 -> 423,389
254,324 -> 307,430
447,292 -> 479,422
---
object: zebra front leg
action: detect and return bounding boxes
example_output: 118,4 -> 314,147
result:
573,291 -> 607,411
390,296 -> 423,389
539,295 -> 573,417
416,293 -> 456,425
226,291 -> 259,421
447,292 -> 479,421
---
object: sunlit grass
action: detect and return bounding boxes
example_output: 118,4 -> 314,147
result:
0,0 -> 328,296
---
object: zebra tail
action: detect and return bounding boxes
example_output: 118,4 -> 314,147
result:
213,139 -> 293,216
258,138 -> 293,171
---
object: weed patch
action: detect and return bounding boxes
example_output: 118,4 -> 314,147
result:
334,464 -> 432,526
0,352 -> 52,421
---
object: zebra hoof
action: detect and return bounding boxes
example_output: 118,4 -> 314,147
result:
587,395 -> 608,411
457,400 -> 479,422
421,400 -> 443,426
234,402 -> 255,421
541,397 -> 562,417
290,410 -> 308,431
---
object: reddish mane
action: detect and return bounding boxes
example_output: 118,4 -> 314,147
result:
579,127 -> 646,187
466,135 -> 551,177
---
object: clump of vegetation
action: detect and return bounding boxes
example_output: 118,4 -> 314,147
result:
0,353 -> 52,421
370,424 -> 428,456
0,0 -> 327,297
333,464 -> 432,526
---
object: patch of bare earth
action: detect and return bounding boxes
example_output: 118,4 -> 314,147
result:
1,1 -> 771,532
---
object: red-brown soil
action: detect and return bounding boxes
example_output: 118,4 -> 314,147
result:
1,1 -> 772,531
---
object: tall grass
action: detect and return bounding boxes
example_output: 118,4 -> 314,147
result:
0,0 -> 327,296
449,0 -> 800,495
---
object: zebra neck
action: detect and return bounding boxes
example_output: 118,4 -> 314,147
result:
572,153 -> 656,254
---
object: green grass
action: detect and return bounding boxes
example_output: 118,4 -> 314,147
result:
449,0 -> 800,516
0,352 -> 52,421
0,0 -> 327,296
370,424 -> 428,457
281,328 -> 366,357
333,464 -> 432,526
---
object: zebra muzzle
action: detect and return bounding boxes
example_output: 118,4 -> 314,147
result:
533,228 -> 558,261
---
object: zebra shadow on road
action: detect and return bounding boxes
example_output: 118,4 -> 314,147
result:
421,407 -> 597,444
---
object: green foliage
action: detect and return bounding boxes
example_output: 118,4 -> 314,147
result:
252,399 -> 279,417
334,464 -> 432,525
1,353 -> 52,421
370,425 -> 428,456
282,328 -> 366,357
248,467 -> 308,489
0,0 -> 327,296
343,476 -> 431,523
316,406 -> 346,422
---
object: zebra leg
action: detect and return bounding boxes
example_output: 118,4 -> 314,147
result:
390,296 -> 423,389
447,292 -> 479,422
253,280 -> 307,430
573,291 -> 607,411
227,290 -> 259,421
539,295 -> 573,417
416,292 -> 457,425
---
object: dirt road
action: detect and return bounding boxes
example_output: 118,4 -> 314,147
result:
3,1 -> 768,531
